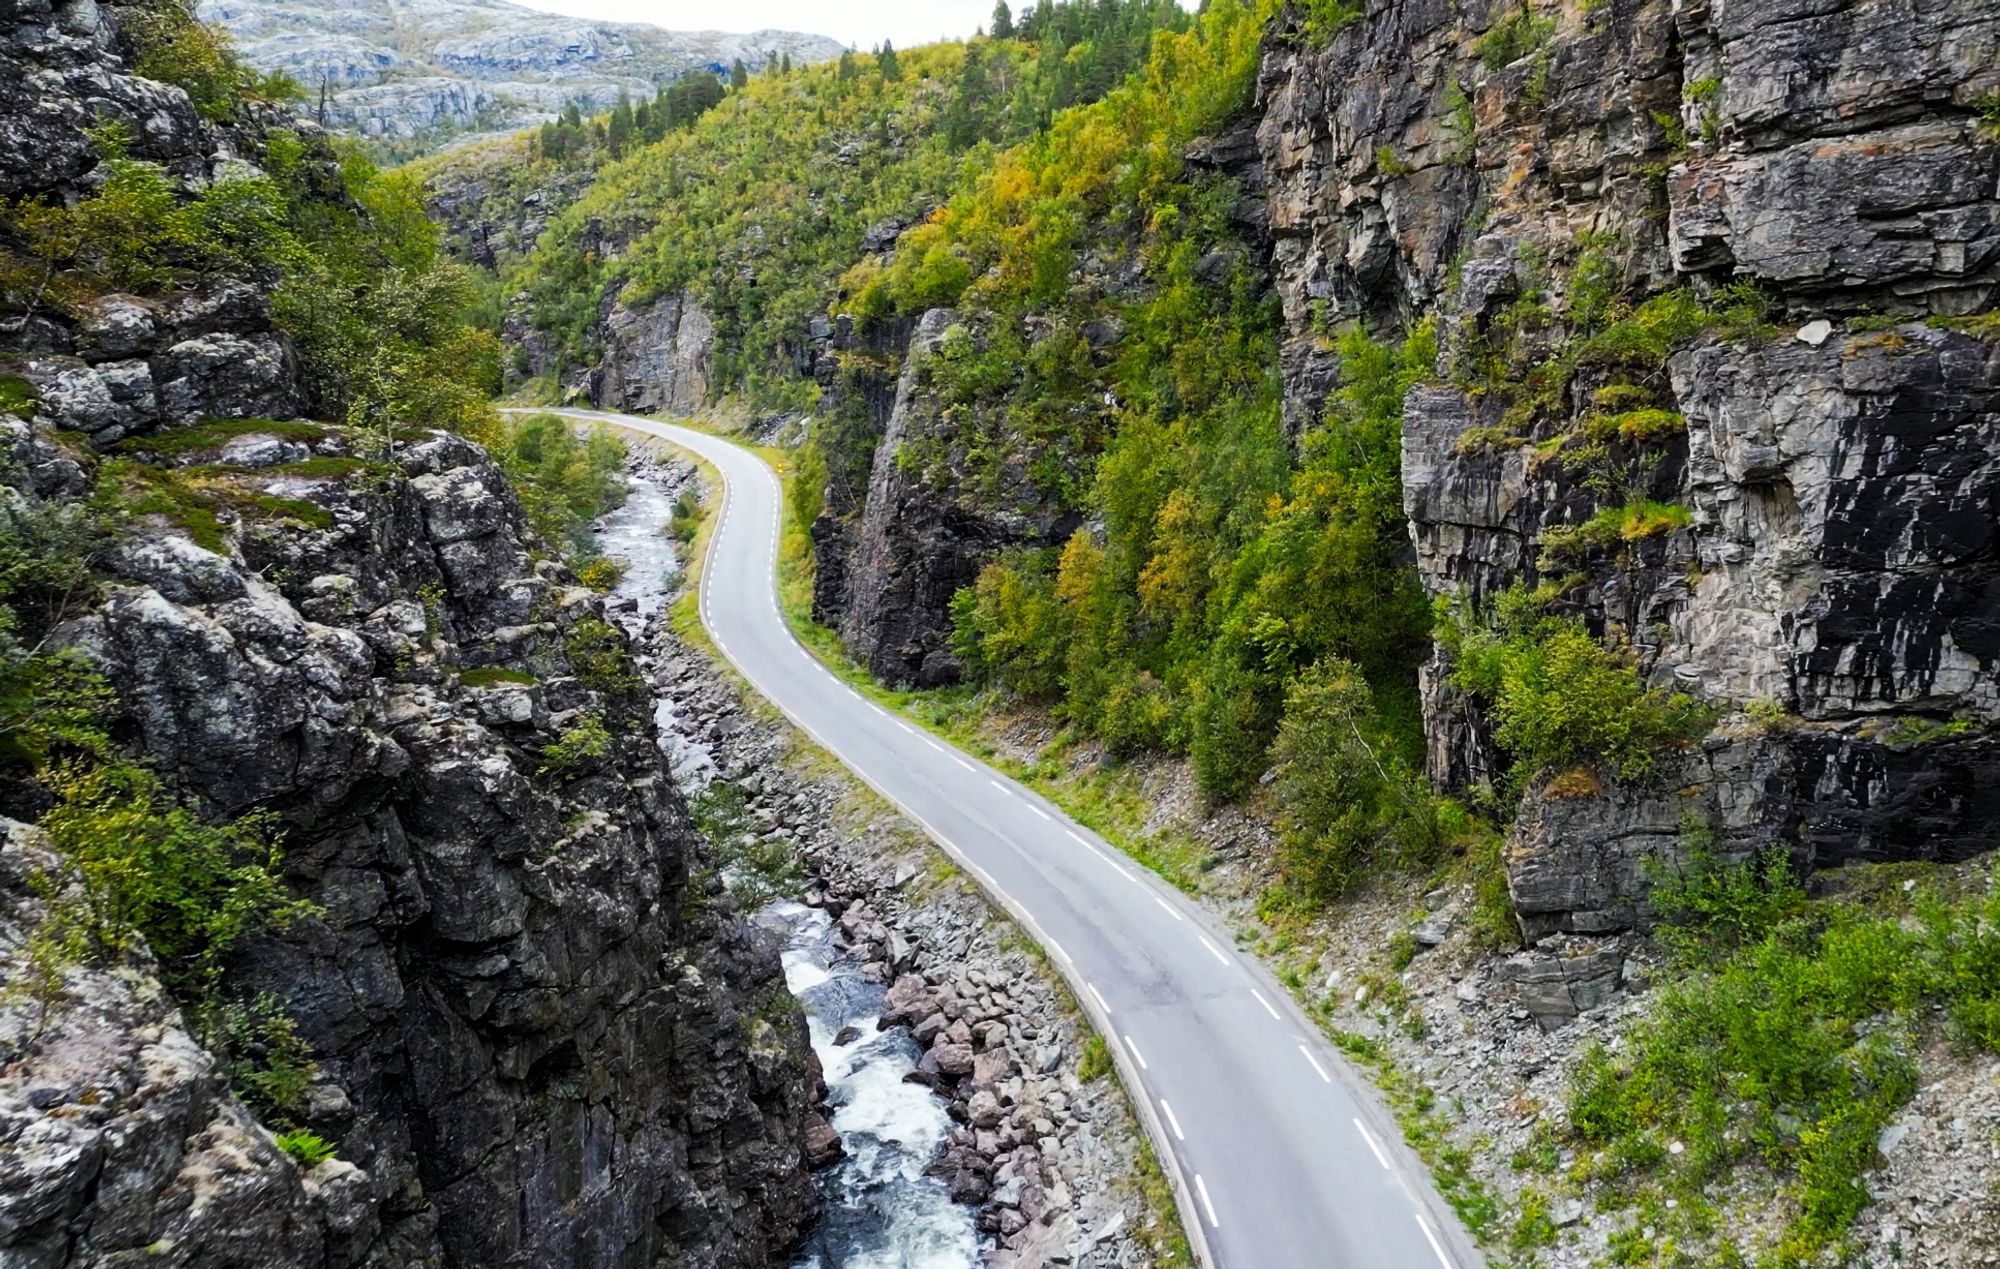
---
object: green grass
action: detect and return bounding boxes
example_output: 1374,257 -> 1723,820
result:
0,374 -> 37,416
106,459 -> 335,552
1537,500 -> 1692,567
112,418 -> 327,455
460,666 -> 537,688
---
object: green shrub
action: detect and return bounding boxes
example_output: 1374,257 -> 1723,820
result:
1567,862 -> 2000,1255
1441,585 -> 1708,787
124,0 -> 298,120
1078,1032 -> 1112,1081
688,781 -> 802,907
539,715 -> 612,774
37,761 -> 315,998
563,617 -> 640,697
1299,0 -> 1364,43
575,557 -> 625,592
213,992 -> 318,1122
1476,5 -> 1556,71
668,491 -> 702,544
274,1129 -> 335,1167
1646,834 -> 1806,965
497,415 -> 627,560
951,551 -> 1065,699
1269,657 -> 1442,904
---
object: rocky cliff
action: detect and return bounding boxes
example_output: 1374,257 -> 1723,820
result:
200,0 -> 841,150
1253,0 -> 1998,929
0,2 -> 822,1265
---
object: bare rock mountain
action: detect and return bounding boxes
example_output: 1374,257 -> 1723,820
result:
198,0 -> 843,149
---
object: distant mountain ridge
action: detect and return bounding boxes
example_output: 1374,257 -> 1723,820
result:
198,0 -> 845,155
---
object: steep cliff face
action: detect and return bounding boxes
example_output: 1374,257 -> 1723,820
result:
0,3 -> 822,1265
591,288 -> 714,416
1255,0 -> 2000,930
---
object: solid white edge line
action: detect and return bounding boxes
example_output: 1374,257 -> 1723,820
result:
1123,1034 -> 1148,1070
1159,1099 -> 1185,1141
1298,1044 -> 1331,1084
1354,1117 -> 1393,1171
1249,988 -> 1282,1020
1416,1213 -> 1453,1269
1197,933 -> 1228,965
1195,1174 -> 1220,1229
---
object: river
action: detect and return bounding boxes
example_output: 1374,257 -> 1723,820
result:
594,457 -> 981,1269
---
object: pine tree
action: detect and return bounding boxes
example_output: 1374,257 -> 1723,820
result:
877,40 -> 901,81
780,51 -> 792,75
838,47 -> 857,81
992,1 -> 1016,38
730,58 -> 749,91
607,89 -> 633,158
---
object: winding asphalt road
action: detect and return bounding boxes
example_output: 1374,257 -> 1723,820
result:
519,407 -> 1486,1269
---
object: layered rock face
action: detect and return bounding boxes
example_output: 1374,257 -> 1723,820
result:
0,421 -> 824,1269
200,0 -> 842,149
0,4 -> 822,1265
1256,0 -> 2000,932
592,289 -> 714,417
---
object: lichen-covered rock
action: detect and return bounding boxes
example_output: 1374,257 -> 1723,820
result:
0,824 -> 357,1269
7,420 -> 824,1269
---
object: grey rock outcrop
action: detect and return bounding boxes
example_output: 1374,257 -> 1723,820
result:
0,824 -> 374,1269
0,418 -> 825,1269
200,0 -> 843,150
592,289 -> 713,416
1257,0 -> 1999,930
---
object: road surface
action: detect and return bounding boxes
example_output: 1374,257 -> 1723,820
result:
523,407 -> 1486,1269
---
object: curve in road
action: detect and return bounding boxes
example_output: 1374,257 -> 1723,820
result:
523,407 -> 1486,1269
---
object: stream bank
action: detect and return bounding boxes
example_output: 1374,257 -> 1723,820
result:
595,451 -> 1168,1269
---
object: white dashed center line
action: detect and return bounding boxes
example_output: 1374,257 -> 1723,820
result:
1159,1099 -> 1185,1141
1249,988 -> 1282,1020
1298,1045 -> 1331,1084
1123,1035 -> 1148,1070
1195,1174 -> 1220,1229
1196,933 -> 1228,965
1087,982 -> 1112,1015
1354,1118 -> 1392,1171
1153,896 -> 1183,922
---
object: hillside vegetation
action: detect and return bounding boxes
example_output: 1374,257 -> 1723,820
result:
514,0 -> 1197,406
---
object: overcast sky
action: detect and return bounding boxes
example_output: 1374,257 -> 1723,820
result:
516,1 -> 1185,51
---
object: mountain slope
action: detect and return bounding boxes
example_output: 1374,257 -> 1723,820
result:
199,0 -> 843,154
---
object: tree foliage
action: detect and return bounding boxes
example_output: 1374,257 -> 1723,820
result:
519,0 -> 1196,407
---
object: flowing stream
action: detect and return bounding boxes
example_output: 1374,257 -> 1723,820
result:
595,458 -> 979,1269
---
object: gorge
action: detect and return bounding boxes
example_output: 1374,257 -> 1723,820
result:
2,0 -> 1997,1267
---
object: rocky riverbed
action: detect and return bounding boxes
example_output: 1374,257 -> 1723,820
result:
594,452 -> 1167,1269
